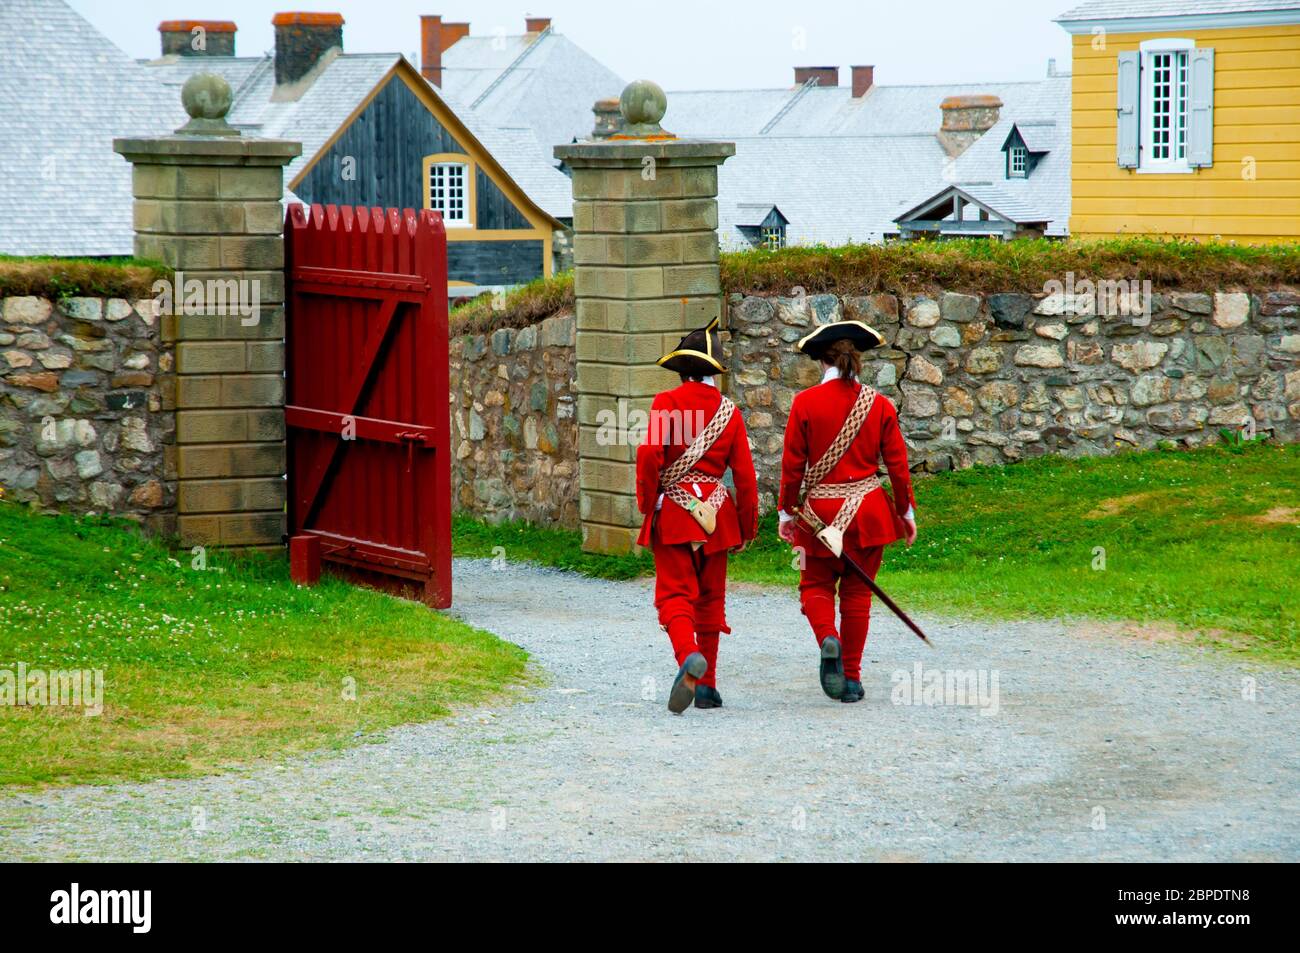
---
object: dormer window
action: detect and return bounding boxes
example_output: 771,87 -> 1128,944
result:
735,203 -> 790,251
1000,124 -> 1050,180
761,224 -> 786,250
1008,145 -> 1028,178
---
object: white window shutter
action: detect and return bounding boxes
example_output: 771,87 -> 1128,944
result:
1188,47 -> 1215,167
1116,51 -> 1140,168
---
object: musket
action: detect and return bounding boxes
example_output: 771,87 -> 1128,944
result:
794,511 -> 935,649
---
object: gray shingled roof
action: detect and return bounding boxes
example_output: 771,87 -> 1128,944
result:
0,0 -> 185,256
1007,121 -> 1055,154
146,52 -> 574,221
1057,0 -> 1300,22
892,75 -> 1072,236
441,31 -> 624,160
716,73 -> 1072,245
146,52 -> 396,191
718,136 -> 950,247
0,0 -> 571,258
664,80 -> 1048,140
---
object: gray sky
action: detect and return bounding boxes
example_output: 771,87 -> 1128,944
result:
70,0 -> 1076,89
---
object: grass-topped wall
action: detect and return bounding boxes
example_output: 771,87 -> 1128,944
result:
451,238 -> 1300,336
0,256 -> 171,300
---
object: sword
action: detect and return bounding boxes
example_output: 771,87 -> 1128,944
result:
794,511 -> 934,649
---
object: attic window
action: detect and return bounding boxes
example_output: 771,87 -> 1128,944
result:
760,224 -> 785,250
1008,145 -> 1028,178
429,161 -> 469,225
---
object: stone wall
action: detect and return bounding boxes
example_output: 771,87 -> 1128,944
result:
1,295 -> 174,528
449,313 -> 579,525
728,288 -> 1300,510
13,283 -> 1296,535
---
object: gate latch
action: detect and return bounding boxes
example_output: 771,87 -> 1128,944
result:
396,431 -> 429,472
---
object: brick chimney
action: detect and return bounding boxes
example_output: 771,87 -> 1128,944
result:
159,20 -> 237,57
420,15 -> 442,85
420,15 -> 469,86
591,97 -> 624,140
794,66 -> 838,87
937,94 -> 1003,157
442,21 -> 470,49
272,12 -> 344,88
526,16 -> 552,33
851,65 -> 874,98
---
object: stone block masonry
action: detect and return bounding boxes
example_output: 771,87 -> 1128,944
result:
115,124 -> 300,551
556,138 -> 735,554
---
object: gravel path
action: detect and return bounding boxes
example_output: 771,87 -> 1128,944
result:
2,558 -> 1296,862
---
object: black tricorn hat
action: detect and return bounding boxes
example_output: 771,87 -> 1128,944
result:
658,316 -> 725,376
796,320 -> 885,360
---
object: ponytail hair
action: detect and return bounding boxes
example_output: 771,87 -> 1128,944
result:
823,339 -> 861,383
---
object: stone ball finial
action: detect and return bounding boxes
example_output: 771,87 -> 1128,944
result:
618,79 -> 670,138
182,72 -> 233,120
176,72 -> 239,136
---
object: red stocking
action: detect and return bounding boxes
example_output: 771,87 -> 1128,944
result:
696,632 -> 720,688
665,616 -> 698,667
840,613 -> 869,682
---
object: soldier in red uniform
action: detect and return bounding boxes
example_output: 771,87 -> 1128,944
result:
636,318 -> 759,714
777,321 -> 918,703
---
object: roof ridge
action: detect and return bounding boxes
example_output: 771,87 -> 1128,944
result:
758,77 -> 820,134
669,78 -> 1049,96
230,54 -> 272,105
471,25 -> 552,108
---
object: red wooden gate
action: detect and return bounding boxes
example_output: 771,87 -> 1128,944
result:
284,203 -> 451,608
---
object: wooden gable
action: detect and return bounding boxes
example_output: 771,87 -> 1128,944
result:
289,60 -> 560,234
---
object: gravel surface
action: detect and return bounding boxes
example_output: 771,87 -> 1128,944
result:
2,558 -> 1296,862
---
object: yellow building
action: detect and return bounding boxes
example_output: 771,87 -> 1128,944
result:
1057,0 -> 1300,243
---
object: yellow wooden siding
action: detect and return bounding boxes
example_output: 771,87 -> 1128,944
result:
1070,24 -> 1300,242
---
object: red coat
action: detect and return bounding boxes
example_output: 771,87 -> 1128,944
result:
779,378 -> 915,555
636,382 -> 759,554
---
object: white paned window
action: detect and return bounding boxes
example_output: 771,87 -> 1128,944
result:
1139,39 -> 1194,172
761,225 -> 785,250
429,162 -> 469,224
1009,145 -> 1028,178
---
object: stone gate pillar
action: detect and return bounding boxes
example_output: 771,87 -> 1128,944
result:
556,81 -> 734,553
115,73 -> 300,550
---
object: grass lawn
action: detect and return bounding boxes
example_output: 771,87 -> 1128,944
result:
455,443 -> 1300,664
0,503 -> 527,787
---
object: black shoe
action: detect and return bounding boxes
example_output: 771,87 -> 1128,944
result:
819,636 -> 845,699
669,652 -> 708,714
694,685 -> 723,709
841,680 -> 865,704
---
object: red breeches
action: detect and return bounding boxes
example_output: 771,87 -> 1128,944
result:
652,540 -> 729,687
797,545 -> 883,681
